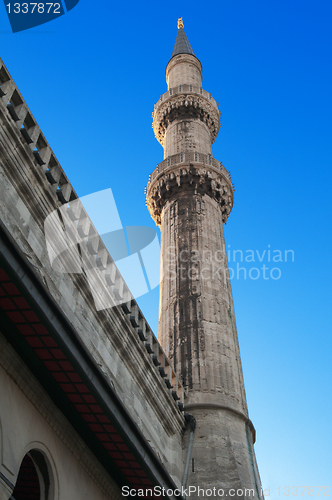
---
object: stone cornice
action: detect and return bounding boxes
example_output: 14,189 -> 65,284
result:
0,57 -> 76,206
153,92 -> 220,147
146,162 -> 234,226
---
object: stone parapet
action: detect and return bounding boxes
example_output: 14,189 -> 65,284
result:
0,58 -> 75,206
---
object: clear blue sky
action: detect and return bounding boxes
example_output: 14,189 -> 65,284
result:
1,0 -> 331,497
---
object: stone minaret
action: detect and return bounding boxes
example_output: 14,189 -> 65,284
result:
146,20 -> 263,498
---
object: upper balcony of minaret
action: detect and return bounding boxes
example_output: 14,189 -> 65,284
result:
152,20 -> 221,157
152,84 -> 220,154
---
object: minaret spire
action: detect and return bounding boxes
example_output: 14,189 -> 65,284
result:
170,18 -> 196,60
146,21 -> 264,499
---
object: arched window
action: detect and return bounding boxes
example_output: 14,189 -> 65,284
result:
10,450 -> 52,500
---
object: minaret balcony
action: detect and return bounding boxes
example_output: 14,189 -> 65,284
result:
153,84 -> 219,113
146,152 -> 234,226
147,151 -> 232,185
152,85 -> 221,147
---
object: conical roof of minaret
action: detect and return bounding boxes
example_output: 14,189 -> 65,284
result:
169,19 -> 197,60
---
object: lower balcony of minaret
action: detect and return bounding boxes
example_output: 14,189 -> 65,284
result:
146,152 -> 234,226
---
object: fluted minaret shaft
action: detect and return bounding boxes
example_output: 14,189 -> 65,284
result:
146,23 -> 264,500
164,55 -> 212,158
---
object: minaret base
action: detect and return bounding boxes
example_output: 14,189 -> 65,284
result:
183,406 -> 262,500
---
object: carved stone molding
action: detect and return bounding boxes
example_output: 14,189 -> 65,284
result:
153,93 -> 220,147
146,163 -> 234,226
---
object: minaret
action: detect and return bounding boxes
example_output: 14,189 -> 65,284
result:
146,20 -> 263,498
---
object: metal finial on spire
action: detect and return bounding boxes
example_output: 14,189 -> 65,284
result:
178,18 -> 184,29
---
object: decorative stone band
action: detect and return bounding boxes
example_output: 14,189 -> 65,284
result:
152,90 -> 221,146
146,162 -> 234,226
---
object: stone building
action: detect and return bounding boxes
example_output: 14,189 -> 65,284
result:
0,20 -> 263,500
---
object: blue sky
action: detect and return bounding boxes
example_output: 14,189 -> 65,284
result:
1,0 -> 331,497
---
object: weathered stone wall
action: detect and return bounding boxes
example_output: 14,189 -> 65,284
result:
0,58 -> 185,491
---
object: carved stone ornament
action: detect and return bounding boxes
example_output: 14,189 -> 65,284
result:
146,163 -> 234,226
153,94 -> 221,146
